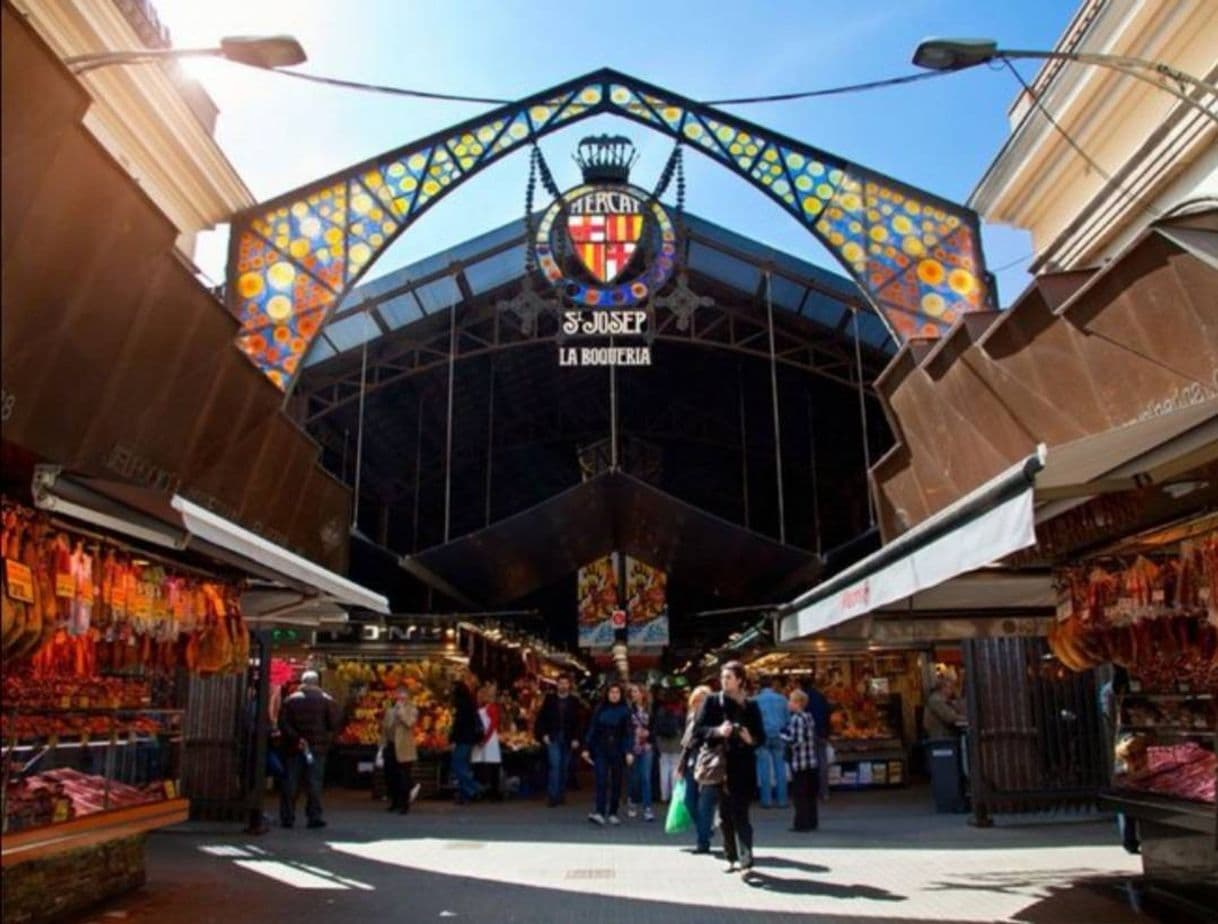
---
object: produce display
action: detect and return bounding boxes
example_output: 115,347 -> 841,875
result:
0,710 -> 165,744
4,768 -> 165,832
1115,740 -> 1216,804
1049,537 -> 1218,688
1,503 -> 250,677
333,659 -> 455,750
1,671 -> 150,711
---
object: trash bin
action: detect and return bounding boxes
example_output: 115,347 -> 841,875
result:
927,737 -> 967,813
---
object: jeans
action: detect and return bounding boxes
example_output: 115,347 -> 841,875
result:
546,739 -> 572,803
629,748 -> 654,810
451,743 -> 482,800
791,766 -> 819,830
815,738 -> 830,800
593,752 -> 624,816
719,780 -> 754,864
694,781 -> 720,852
756,738 -> 788,806
280,749 -> 326,824
658,752 -> 680,802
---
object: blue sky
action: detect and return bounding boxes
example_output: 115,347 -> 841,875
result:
160,0 -> 1077,307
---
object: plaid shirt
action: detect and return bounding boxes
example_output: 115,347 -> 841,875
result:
780,710 -> 817,771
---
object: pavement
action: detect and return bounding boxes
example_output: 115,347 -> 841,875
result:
64,785 -> 1177,924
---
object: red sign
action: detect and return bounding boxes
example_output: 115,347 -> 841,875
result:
611,608 -> 627,629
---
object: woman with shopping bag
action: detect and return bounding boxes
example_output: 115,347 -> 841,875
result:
381,688 -> 420,814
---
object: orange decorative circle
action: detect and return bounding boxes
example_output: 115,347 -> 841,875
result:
916,259 -> 945,286
948,268 -> 977,296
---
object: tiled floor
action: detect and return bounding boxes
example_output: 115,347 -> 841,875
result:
68,786 -> 1175,924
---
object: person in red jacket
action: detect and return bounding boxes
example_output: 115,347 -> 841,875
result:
473,682 -> 503,800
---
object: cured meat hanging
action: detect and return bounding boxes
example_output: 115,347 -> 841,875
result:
1,500 -> 250,679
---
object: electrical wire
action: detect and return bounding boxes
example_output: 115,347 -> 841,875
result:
703,69 -> 953,105
261,67 -> 956,108
990,252 -> 1033,272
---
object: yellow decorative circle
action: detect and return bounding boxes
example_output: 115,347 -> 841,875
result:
349,242 -> 372,265
288,239 -> 310,259
683,122 -> 703,139
745,144 -> 759,157
408,154 -> 427,171
477,126 -> 497,142
839,193 -> 862,213
237,272 -> 264,299
869,226 -> 888,243
266,295 -> 293,321
351,193 -> 373,215
904,200 -> 922,215
581,87 -> 601,104
530,105 -> 552,122
802,197 -> 823,215
274,236 -> 288,249
422,179 -> 441,196
816,183 -> 834,199
842,241 -> 864,263
807,162 -> 825,176
829,232 -> 845,247
786,153 -> 805,170
893,214 -> 914,235
916,259 -> 945,286
729,143 -> 743,156
382,221 -> 397,234
921,293 -> 946,317
509,122 -> 528,139
370,233 -> 384,247
848,221 -> 862,234
662,106 -> 682,122
717,126 -> 735,141
399,176 -> 418,192
611,87 -> 630,104
902,236 -> 925,257
323,227 -> 343,245
795,176 -> 813,191
828,169 -> 844,184
267,261 -> 296,290
948,268 -> 977,296
291,203 -> 308,218
763,148 -> 779,162
392,199 -> 410,216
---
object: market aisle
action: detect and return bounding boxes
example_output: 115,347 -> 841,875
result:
64,788 -> 1160,924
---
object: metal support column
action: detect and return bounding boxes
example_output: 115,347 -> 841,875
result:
738,366 -> 750,530
412,395 -> 424,551
443,303 -> 457,542
852,309 -> 877,528
351,318 -> 370,529
765,271 -> 786,545
485,359 -> 496,526
806,390 -> 822,558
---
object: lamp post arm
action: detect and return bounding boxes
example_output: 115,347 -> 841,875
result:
1000,49 -> 1218,126
65,47 -> 223,75
1000,48 -> 1218,97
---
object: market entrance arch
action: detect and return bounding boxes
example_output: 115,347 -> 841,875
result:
225,69 -> 994,391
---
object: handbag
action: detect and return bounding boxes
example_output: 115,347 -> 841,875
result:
693,741 -> 727,785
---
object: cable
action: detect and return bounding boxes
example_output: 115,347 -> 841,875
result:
1002,59 -> 1162,223
703,69 -> 953,105
991,252 -> 1033,272
270,68 -> 512,105
260,67 -> 955,108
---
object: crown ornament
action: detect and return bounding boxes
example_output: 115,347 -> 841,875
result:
573,134 -> 638,184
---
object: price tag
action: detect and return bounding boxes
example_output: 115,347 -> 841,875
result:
80,580 -> 95,605
59,695 -> 72,710
55,572 -> 74,598
52,799 -> 71,823
162,779 -> 177,799
4,560 -> 34,603
1151,589 -> 1166,604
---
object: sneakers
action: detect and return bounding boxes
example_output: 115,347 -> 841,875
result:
588,812 -> 606,825
643,808 -> 655,822
626,802 -> 638,819
409,783 -> 422,804
607,814 -> 621,825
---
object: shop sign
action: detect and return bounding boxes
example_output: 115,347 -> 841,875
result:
314,623 -> 451,646
536,136 -> 676,369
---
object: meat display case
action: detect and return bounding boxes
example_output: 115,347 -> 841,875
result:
2,707 -> 189,864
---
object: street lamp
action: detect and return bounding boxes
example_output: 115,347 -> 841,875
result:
912,37 -> 1218,124
64,35 -> 306,75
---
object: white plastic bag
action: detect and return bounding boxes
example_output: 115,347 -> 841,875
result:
374,745 -> 385,770
824,741 -> 836,767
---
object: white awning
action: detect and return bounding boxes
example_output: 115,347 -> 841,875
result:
778,448 -> 1044,643
32,467 -> 389,616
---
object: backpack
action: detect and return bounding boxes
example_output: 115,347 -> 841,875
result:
653,707 -> 681,740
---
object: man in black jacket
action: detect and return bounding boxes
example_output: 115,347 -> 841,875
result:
534,675 -> 583,806
278,671 -> 340,829
450,670 -> 485,804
